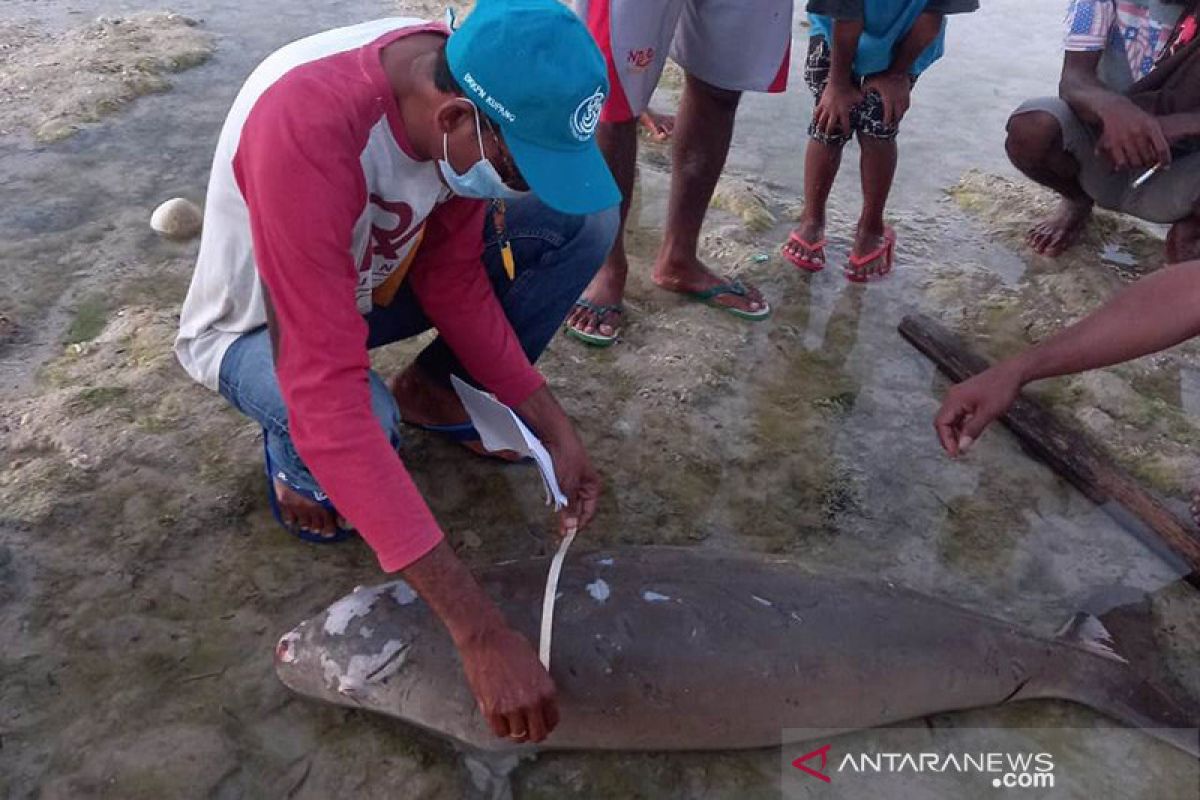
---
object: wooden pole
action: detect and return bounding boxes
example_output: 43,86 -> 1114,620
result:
900,313 -> 1200,588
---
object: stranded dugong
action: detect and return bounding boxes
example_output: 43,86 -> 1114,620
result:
275,547 -> 1199,757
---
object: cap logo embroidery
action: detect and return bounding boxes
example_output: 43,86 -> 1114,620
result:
462,71 -> 517,122
570,86 -> 605,141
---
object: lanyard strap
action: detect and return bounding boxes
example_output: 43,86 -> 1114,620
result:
492,199 -> 516,280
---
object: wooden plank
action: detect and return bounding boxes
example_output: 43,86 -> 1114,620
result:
900,313 -> 1200,586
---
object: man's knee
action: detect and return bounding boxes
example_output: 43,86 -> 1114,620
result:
1005,110 -> 1063,169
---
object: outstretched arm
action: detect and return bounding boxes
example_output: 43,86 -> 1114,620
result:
935,260 -> 1200,455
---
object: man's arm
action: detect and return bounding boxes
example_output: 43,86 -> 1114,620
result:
1060,49 -> 1128,125
407,200 -> 601,534
403,542 -> 557,742
935,260 -> 1200,455
1060,50 -> 1172,169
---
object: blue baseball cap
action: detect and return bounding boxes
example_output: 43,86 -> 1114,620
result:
446,0 -> 620,215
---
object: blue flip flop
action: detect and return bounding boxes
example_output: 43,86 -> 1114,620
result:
263,436 -> 355,544
686,278 -> 771,321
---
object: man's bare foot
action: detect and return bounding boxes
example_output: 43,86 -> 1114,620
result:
566,259 -> 627,340
390,363 -> 522,461
273,479 -> 339,538
639,108 -> 675,141
1166,212 -> 1200,263
782,218 -> 827,269
651,250 -> 767,314
1027,197 -> 1093,256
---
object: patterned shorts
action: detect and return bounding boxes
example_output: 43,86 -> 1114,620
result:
804,35 -> 917,146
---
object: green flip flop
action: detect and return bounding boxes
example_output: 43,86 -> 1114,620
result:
686,279 -> 771,321
565,298 -> 623,347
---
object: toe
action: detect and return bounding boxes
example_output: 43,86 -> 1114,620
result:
301,509 -> 322,534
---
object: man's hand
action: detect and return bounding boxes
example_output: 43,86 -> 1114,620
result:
1095,99 -> 1171,172
517,384 -> 601,535
863,71 -> 912,128
459,621 -> 558,743
402,542 -> 561,743
934,363 -> 1024,457
543,424 -> 601,536
814,80 -> 863,137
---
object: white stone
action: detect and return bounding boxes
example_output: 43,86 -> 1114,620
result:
149,197 -> 202,240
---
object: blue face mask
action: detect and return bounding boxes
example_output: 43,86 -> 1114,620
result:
439,101 -> 527,200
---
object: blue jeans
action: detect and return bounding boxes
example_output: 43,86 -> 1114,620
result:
218,196 -> 617,497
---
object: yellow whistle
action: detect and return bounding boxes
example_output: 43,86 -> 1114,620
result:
501,243 -> 516,280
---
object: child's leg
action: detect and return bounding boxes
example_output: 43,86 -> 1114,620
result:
795,135 -> 844,246
856,134 -> 898,247
847,83 -> 907,278
784,35 -> 851,268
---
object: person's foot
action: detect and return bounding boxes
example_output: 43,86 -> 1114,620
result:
273,479 -> 339,538
846,223 -> 894,280
782,218 -> 827,270
651,249 -> 767,314
1027,197 -> 1093,256
1166,212 -> 1200,263
1191,486 -> 1200,528
390,363 -> 522,461
639,108 -> 676,141
566,257 -> 627,341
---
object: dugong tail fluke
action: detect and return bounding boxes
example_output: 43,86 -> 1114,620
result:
1020,608 -> 1200,758
274,547 -> 1200,759
460,750 -> 522,800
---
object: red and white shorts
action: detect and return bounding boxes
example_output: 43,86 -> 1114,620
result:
575,0 -> 793,123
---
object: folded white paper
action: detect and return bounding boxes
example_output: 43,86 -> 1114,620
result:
450,375 -> 569,509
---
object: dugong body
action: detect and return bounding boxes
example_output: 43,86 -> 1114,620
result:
275,547 -> 1198,755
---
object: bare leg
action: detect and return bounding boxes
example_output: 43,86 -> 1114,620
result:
651,73 -> 766,313
783,136 -> 845,267
565,119 -> 638,339
1006,110 -> 1093,257
848,133 -> 898,277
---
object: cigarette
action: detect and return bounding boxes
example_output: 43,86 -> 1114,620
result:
1132,164 -> 1161,190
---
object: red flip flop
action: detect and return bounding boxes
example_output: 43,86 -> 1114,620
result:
782,231 -> 827,273
845,227 -> 896,283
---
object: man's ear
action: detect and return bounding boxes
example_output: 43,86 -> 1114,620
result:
435,98 -> 472,136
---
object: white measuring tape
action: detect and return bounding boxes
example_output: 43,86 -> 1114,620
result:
538,527 -> 576,670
